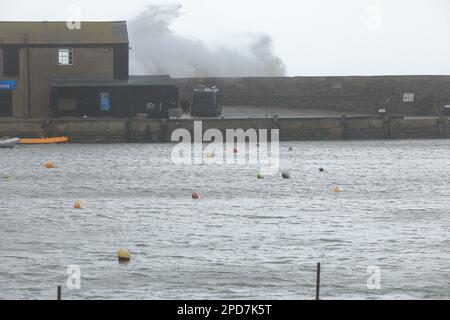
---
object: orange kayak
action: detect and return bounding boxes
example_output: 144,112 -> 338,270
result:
19,137 -> 69,144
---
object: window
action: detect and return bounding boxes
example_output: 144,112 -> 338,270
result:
58,48 -> 73,65
3,48 -> 20,77
194,92 -> 214,105
113,46 -> 129,79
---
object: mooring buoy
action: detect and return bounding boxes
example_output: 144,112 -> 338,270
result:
43,162 -> 56,169
117,248 -> 131,263
282,171 -> 290,179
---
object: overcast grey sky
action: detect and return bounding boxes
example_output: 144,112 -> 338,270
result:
1,0 -> 449,76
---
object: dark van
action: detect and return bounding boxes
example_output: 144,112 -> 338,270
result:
191,86 -> 223,117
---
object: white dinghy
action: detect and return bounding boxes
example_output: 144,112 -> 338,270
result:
0,137 -> 20,148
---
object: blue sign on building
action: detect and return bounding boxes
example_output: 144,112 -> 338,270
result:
0,81 -> 16,90
100,92 -> 110,111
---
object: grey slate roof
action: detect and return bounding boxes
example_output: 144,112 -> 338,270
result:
0,21 -> 128,45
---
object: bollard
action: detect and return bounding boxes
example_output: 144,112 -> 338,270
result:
316,263 -> 321,300
57,286 -> 62,300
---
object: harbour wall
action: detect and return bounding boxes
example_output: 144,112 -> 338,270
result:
1,116 -> 449,142
174,76 -> 450,115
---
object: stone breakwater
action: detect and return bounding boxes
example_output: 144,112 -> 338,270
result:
0,115 -> 448,142
175,76 -> 450,115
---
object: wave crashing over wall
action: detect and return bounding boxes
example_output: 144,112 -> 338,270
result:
129,4 -> 287,77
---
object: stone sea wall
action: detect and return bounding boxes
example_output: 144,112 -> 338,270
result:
1,116 -> 448,142
174,76 -> 450,115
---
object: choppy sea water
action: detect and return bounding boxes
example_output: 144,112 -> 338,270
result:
0,140 -> 449,300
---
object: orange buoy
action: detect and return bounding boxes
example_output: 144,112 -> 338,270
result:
192,192 -> 200,199
42,162 -> 56,169
333,186 -> 342,193
73,201 -> 81,209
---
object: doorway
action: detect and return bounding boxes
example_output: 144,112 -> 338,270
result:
0,91 -> 12,117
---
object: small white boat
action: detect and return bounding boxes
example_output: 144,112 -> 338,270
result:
0,137 -> 20,148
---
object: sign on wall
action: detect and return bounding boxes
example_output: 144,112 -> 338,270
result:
403,93 -> 415,103
0,81 -> 16,90
100,93 -> 110,112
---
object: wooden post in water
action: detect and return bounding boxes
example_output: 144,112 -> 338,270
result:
57,286 -> 62,300
315,263 -> 321,300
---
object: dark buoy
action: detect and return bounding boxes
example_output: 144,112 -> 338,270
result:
192,192 -> 200,199
319,168 -> 325,172
257,173 -> 265,179
282,171 -> 290,179
233,147 -> 238,154
289,147 -> 293,151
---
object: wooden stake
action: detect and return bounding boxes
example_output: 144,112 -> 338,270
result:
316,263 -> 321,300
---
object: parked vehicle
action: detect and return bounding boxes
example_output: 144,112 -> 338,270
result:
191,86 -> 222,117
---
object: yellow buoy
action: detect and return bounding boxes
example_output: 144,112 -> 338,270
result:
333,186 -> 342,193
42,162 -> 56,169
117,248 -> 131,262
73,201 -> 81,209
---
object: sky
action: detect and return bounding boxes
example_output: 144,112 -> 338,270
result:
1,0 -> 449,76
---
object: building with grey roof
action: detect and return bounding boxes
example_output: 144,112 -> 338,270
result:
0,21 -> 178,118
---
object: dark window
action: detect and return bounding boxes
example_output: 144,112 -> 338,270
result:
3,48 -> 20,77
194,93 -> 215,105
114,46 -> 129,80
